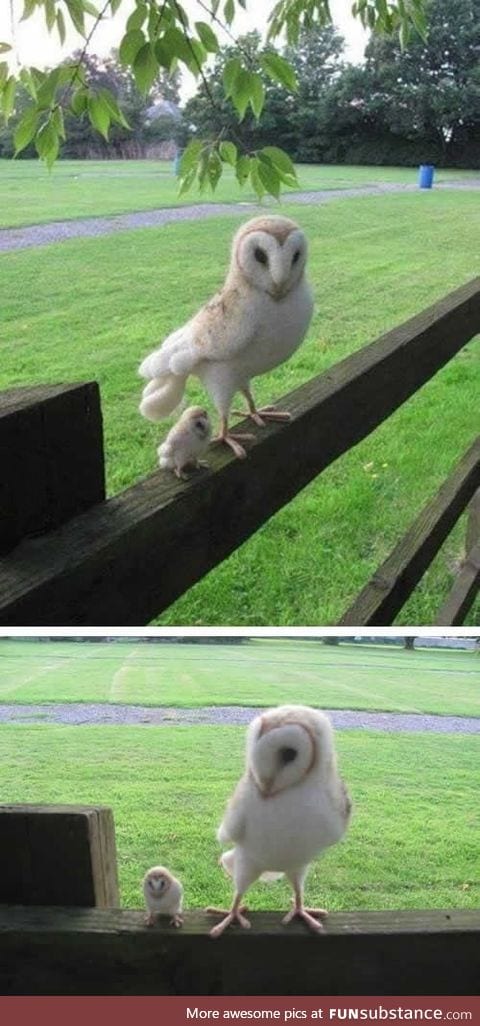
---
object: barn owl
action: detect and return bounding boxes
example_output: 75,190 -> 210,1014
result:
157,405 -> 211,479
139,215 -> 314,459
208,704 -> 351,938
143,866 -> 183,927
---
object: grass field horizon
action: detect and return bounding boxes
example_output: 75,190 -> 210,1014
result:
0,159 -> 477,229
2,185 -> 479,625
1,723 -> 478,911
0,639 -> 478,717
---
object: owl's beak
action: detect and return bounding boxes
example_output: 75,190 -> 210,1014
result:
258,776 -> 276,797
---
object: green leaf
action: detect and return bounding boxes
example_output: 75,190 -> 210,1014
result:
194,21 -> 219,53
21,0 -> 37,20
262,145 -> 298,182
223,0 -> 234,26
56,9 -> 66,44
178,168 -> 197,196
133,42 -> 159,93
98,87 -> 130,128
0,43 -> 12,54
219,140 -> 237,166
71,88 -> 88,114
207,151 -> 222,191
1,76 -> 16,120
110,0 -> 123,12
36,67 -> 60,110
52,105 -> 66,140
249,73 -> 265,118
235,153 -> 250,185
261,52 -> 297,92
0,62 -> 8,86
163,26 -> 193,67
230,67 -> 253,120
35,119 -> 59,170
249,156 -> 266,199
223,57 -> 241,98
119,28 -> 146,65
127,3 -> 148,32
179,138 -> 203,175
45,0 -> 56,31
88,92 -> 111,139
82,0 -> 100,15
14,106 -> 39,154
64,0 -> 86,36
257,154 -> 281,198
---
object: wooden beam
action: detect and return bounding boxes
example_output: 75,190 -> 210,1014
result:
339,436 -> 480,626
0,805 -> 119,907
0,277 -> 479,625
466,487 -> 480,555
0,383 -> 105,556
0,906 -> 478,995
435,542 -> 480,625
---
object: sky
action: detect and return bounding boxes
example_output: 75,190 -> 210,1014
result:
0,0 -> 368,99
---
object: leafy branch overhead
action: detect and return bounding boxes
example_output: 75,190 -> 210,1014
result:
0,0 -> 429,195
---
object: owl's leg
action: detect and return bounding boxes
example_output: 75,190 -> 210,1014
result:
212,415 -> 255,460
170,913 -> 183,928
283,870 -> 327,933
145,912 -> 157,927
233,388 -> 292,426
208,892 -> 251,938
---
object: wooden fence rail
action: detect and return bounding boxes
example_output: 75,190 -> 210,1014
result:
2,906 -> 479,996
1,276 -> 479,625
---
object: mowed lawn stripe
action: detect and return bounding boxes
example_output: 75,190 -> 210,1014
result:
0,641 -> 478,717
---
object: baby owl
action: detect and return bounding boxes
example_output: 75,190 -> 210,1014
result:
157,405 -> 211,479
209,704 -> 351,938
139,215 -> 314,459
143,865 -> 183,928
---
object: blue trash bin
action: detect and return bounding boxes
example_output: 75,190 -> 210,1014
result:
419,164 -> 435,189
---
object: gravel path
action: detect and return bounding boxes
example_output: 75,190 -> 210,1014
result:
2,179 -> 480,253
1,702 -> 479,733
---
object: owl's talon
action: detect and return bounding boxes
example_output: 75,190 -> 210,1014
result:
209,909 -> 251,938
213,432 -> 253,459
283,907 -> 325,932
256,407 -> 292,422
145,912 -> 157,927
171,914 -> 183,928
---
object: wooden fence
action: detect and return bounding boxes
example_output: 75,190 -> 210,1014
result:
1,277 -> 479,626
2,805 -> 479,995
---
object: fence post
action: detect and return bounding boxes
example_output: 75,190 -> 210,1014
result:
0,382 -> 105,555
0,804 -> 119,907
466,488 -> 480,555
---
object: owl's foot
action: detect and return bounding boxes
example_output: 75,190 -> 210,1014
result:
208,907 -> 251,938
170,913 -> 183,928
282,906 -> 327,933
213,431 -> 254,460
233,406 -> 292,427
145,912 -> 157,927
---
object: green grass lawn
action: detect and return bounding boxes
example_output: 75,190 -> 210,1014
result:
1,189 -> 478,625
0,723 -> 478,911
1,639 -> 478,717
0,159 -> 477,229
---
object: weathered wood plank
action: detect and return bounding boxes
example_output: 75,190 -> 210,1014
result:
0,277 -> 479,625
0,805 -> 119,907
339,436 -> 480,626
466,487 -> 480,555
435,542 -> 480,625
0,382 -> 105,556
0,907 -> 478,995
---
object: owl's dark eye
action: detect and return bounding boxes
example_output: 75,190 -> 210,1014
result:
195,420 -> 204,430
254,247 -> 268,265
292,250 -> 301,264
280,746 -> 297,765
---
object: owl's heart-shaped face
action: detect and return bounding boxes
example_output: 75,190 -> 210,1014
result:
249,721 -> 315,797
236,226 -> 308,300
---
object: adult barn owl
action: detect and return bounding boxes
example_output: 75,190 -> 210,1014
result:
139,215 -> 314,459
157,405 -> 211,479
143,866 -> 183,927
209,704 -> 351,938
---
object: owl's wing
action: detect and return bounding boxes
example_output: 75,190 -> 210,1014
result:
217,775 -> 249,845
139,288 -> 255,380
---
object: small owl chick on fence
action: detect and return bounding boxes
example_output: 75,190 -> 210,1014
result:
157,406 -> 211,479
143,866 -> 183,927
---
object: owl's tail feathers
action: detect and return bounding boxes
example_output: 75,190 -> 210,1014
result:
139,374 -> 187,421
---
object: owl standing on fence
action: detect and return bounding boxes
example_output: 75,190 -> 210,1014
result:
139,215 -> 314,459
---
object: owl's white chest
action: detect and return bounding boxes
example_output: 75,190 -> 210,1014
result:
197,278 -> 313,407
243,775 -> 345,872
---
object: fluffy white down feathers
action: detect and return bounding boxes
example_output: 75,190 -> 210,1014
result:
143,866 -> 183,927
157,405 -> 211,478
139,215 -> 314,459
